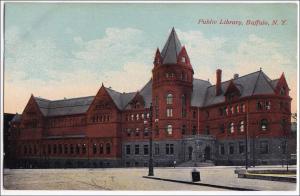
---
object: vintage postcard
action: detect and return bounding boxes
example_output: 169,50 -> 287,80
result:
1,1 -> 299,195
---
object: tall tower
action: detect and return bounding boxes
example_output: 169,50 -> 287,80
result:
152,28 -> 194,139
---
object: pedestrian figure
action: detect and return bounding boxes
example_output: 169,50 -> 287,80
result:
173,160 -> 176,168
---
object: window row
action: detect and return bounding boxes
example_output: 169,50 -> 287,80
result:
219,104 -> 246,117
219,141 -> 281,155
256,100 -> 271,111
47,117 -> 85,128
125,125 -> 173,137
125,143 -> 174,155
91,114 -> 111,123
21,143 -> 112,156
125,113 -> 150,121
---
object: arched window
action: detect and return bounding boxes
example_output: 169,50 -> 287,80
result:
166,94 -> 173,105
64,144 -> 68,154
135,128 -> 140,136
93,144 -> 97,154
82,144 -> 87,154
280,87 -> 286,96
99,143 -> 104,154
228,122 -> 234,133
76,144 -> 80,154
238,121 -> 245,133
181,94 -> 187,117
181,125 -> 186,135
205,126 -> 210,135
166,125 -> 172,135
192,125 -> 197,135
106,143 -> 111,154
70,144 -> 74,154
280,119 -> 287,132
260,119 -> 268,131
219,124 -> 225,133
24,145 -> 27,154
53,144 -> 57,154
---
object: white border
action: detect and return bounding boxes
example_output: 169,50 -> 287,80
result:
0,0 -> 299,195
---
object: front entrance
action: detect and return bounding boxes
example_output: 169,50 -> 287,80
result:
188,146 -> 193,160
204,146 -> 211,161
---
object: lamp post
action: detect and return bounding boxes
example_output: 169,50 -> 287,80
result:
245,102 -> 249,170
148,103 -> 154,176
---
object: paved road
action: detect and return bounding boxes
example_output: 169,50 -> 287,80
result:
2,166 -> 297,191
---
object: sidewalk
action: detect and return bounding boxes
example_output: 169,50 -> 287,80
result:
148,166 -> 297,191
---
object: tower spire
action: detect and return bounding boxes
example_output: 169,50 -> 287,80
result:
160,27 -> 182,64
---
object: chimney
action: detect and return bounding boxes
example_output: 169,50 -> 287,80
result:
234,73 -> 239,79
216,69 -> 222,96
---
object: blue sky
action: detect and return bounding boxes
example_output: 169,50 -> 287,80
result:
4,2 -> 298,113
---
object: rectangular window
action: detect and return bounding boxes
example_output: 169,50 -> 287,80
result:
144,145 -> 149,155
220,144 -> 225,155
126,145 -> 131,155
239,142 -> 245,154
167,108 -> 173,117
53,145 -> 57,154
70,144 -> 74,154
154,143 -> 160,155
58,144 -> 62,154
260,141 -> 269,154
135,145 -> 139,155
166,144 -> 174,155
170,144 -> 174,155
48,144 -> 52,154
281,141 -> 287,154
166,144 -> 170,155
229,143 -> 234,154
64,144 -> 68,154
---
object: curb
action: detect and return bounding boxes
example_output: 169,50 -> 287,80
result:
143,176 -> 257,191
237,173 -> 296,183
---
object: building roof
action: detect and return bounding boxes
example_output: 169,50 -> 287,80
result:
191,79 -> 212,107
161,28 -> 182,64
35,96 -> 94,117
203,70 -> 277,107
32,79 -> 153,117
10,113 -> 22,123
31,70 -> 278,117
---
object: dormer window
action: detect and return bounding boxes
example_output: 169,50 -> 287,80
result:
181,56 -> 186,63
280,87 -> 286,96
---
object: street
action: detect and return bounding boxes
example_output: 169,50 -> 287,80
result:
3,166 -> 297,191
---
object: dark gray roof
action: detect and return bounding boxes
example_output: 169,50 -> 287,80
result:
203,70 -> 276,107
161,28 -> 182,64
105,87 -> 136,110
139,79 -> 153,108
270,79 -> 279,89
44,134 -> 86,139
191,79 -> 212,107
34,96 -> 94,117
11,113 -> 22,122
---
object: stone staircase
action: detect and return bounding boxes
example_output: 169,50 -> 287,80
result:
177,160 -> 215,167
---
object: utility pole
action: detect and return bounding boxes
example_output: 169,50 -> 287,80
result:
148,103 -> 154,176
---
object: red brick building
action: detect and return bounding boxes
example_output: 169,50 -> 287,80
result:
8,28 -> 294,168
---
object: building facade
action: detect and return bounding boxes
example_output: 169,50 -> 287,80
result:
8,28 -> 295,168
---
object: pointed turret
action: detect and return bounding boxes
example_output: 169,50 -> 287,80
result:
161,27 -> 182,64
153,48 -> 162,66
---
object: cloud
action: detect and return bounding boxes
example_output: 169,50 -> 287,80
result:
177,30 -> 297,113
4,27 -> 297,114
72,27 -> 153,71
4,27 -> 154,113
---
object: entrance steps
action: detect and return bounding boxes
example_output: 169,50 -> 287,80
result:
177,160 -> 215,167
